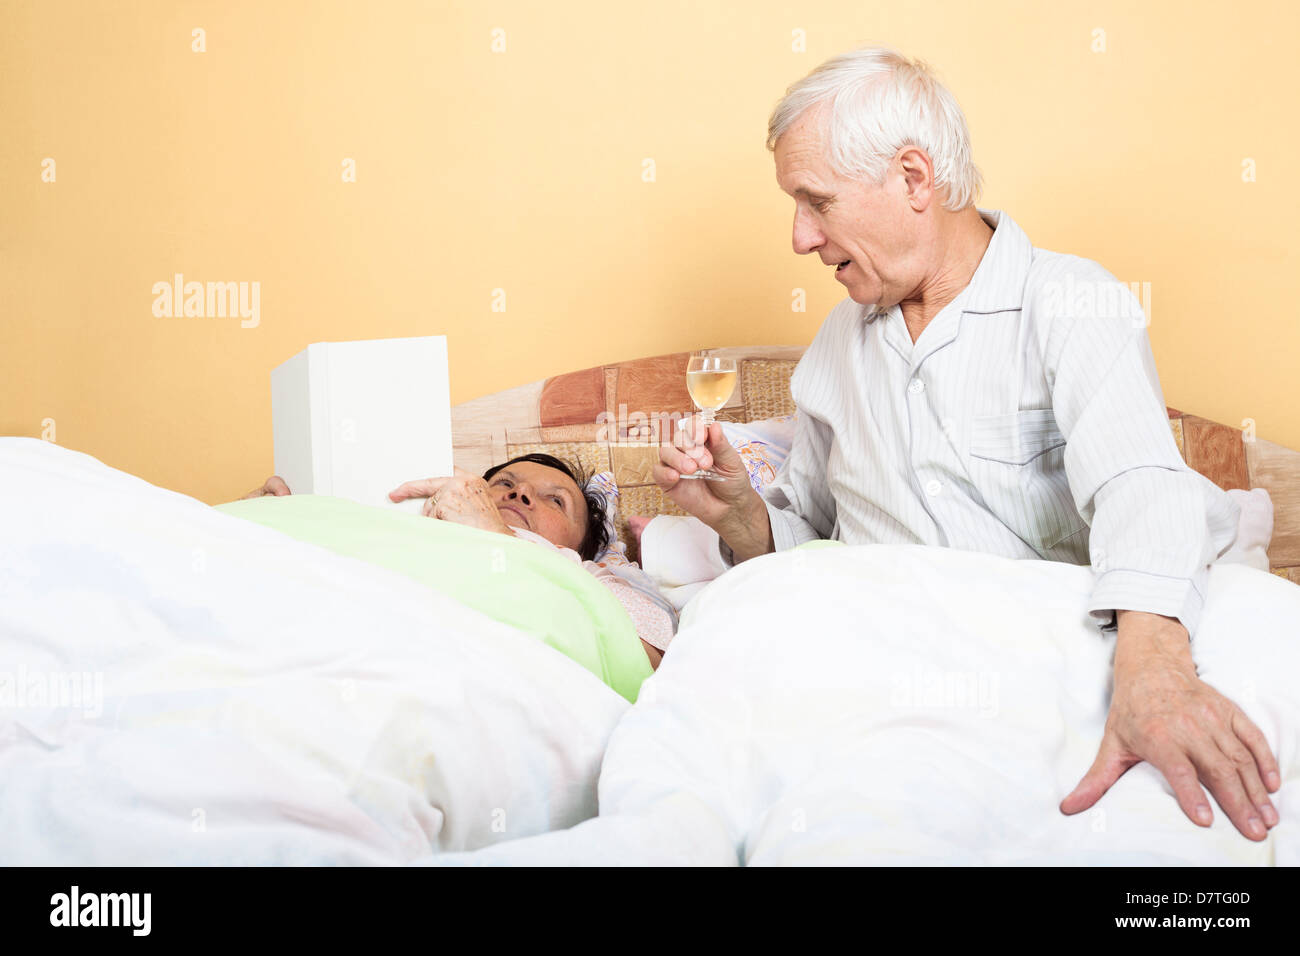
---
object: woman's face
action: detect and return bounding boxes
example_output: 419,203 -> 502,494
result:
486,461 -> 588,553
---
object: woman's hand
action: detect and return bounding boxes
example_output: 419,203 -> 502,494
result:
242,476 -> 291,499
389,467 -> 513,537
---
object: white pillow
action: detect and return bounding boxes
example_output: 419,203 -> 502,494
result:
641,515 -> 727,590
1219,487 -> 1274,572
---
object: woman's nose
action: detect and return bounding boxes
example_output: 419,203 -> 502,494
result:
509,484 -> 532,506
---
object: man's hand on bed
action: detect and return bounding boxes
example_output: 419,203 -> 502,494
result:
1060,609 -> 1281,842
389,469 -> 513,537
242,476 -> 292,499
654,417 -> 774,562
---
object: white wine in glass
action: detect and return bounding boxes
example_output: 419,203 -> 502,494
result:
679,354 -> 737,481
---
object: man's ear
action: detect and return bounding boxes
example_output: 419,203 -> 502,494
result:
897,146 -> 935,211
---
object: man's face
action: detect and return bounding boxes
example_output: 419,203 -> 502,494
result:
773,106 -> 922,308
486,461 -> 588,553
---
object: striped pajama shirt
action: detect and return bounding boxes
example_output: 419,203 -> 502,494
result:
721,209 -> 1239,637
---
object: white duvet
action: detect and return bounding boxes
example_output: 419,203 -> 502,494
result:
6,438 -> 1298,867
0,439 -> 630,864
428,541 -> 1300,865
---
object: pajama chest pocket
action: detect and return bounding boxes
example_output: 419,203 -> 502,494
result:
966,408 -> 1084,553
969,408 -> 1067,466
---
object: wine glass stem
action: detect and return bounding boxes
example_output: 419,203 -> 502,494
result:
699,409 -> 715,427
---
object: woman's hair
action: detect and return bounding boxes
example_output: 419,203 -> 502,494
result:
482,453 -> 610,561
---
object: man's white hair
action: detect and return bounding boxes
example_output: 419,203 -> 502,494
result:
767,47 -> 983,212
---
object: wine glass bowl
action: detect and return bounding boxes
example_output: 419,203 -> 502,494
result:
678,355 -> 737,481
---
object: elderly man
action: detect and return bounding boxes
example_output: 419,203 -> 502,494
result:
655,47 -> 1280,842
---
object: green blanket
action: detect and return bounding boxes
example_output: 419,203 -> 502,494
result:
215,496 -> 652,702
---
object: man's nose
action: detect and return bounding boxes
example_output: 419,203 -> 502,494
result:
792,206 -> 823,256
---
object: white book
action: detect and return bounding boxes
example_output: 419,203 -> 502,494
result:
271,335 -> 452,512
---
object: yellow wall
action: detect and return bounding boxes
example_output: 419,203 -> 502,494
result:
3,0 -> 1297,504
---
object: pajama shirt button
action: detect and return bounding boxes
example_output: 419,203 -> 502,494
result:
908,378 -> 926,395
925,479 -> 942,496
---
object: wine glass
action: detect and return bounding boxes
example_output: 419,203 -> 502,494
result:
677,354 -> 737,481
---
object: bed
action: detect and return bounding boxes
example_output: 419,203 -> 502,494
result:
1,346 -> 1296,866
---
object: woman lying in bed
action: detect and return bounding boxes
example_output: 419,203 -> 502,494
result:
244,454 -> 673,668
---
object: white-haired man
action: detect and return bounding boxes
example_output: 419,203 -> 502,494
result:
656,47 -> 1279,842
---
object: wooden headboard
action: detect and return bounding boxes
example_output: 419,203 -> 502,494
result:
451,346 -> 1300,582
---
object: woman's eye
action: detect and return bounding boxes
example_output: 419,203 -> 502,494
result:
551,496 -> 564,508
